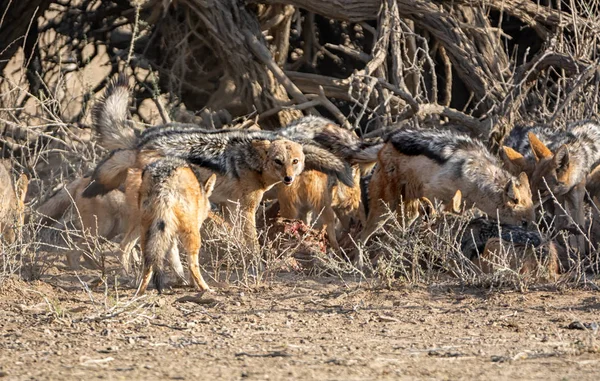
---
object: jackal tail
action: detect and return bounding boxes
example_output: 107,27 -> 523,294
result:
351,142 -> 383,164
82,149 -> 137,197
93,74 -> 137,151
36,177 -> 90,223
142,204 -> 178,295
302,144 -> 354,187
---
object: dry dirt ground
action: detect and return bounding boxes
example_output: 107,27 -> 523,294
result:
1,268 -> 599,381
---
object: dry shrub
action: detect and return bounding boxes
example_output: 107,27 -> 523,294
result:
2,0 -> 600,298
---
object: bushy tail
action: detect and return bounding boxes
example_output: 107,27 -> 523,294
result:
351,142 -> 383,164
302,144 -> 354,187
142,202 -> 177,294
82,149 -> 137,197
36,177 -> 90,224
93,74 -> 137,151
280,116 -> 383,164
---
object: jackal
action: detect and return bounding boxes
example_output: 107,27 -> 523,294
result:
462,217 -> 560,281
0,161 -> 28,244
35,175 -> 129,269
274,165 -> 363,252
274,116 -> 376,251
137,158 -> 217,295
82,75 -> 353,250
502,121 -> 600,252
362,129 -> 535,242
529,122 -> 600,200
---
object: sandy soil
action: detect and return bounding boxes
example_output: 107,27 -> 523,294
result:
0,269 -> 599,381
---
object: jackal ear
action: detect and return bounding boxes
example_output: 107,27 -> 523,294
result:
302,144 -> 354,187
505,178 -> 519,203
500,146 -> 527,175
450,189 -> 462,214
517,171 -> 529,187
204,174 -> 217,198
554,145 -> 570,172
528,132 -> 552,162
251,140 -> 272,161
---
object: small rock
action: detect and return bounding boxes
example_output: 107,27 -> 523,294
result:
176,295 -> 217,305
491,355 -> 510,363
377,315 -> 399,323
567,321 -> 598,331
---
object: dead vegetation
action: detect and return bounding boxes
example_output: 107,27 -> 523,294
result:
1,0 -> 600,289
1,3 -> 600,378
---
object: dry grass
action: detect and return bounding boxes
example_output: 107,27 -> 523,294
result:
1,1 -> 600,322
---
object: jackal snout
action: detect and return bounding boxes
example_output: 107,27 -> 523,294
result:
254,139 -> 305,186
501,172 -> 536,228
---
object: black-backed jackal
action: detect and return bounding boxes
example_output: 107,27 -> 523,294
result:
502,121 -> 600,253
83,76 -> 354,251
362,129 -> 535,242
35,176 -> 129,269
137,158 -> 216,295
0,161 -> 28,244
274,165 -> 363,252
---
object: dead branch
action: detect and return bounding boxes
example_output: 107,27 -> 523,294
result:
254,0 -> 595,35
245,31 -> 317,115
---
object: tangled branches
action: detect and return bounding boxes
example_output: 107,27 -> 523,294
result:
2,0 -> 600,163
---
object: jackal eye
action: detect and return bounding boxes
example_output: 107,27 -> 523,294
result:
274,159 -> 283,166
292,158 -> 299,165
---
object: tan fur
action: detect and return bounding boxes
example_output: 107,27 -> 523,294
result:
500,146 -> 533,177
0,162 -> 28,244
529,145 -> 574,198
527,133 -> 586,253
362,143 -> 534,243
94,149 -> 139,192
586,164 -> 600,200
35,176 -> 129,268
475,237 -> 559,282
137,168 -> 216,295
528,132 -> 553,161
119,168 -> 144,273
361,153 -> 425,242
121,169 -> 228,276
331,165 -> 363,230
449,190 -> 463,214
93,138 -> 306,253
275,165 -> 361,252
185,140 -> 305,251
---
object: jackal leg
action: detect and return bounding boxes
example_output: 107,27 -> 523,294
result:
168,244 -> 188,286
118,223 -> 140,274
562,181 -> 587,254
360,168 -> 399,244
321,205 -> 340,252
137,230 -> 153,296
180,224 -> 211,292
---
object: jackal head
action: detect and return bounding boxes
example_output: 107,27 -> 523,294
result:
528,132 -> 573,200
253,139 -> 305,186
501,172 -> 535,227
